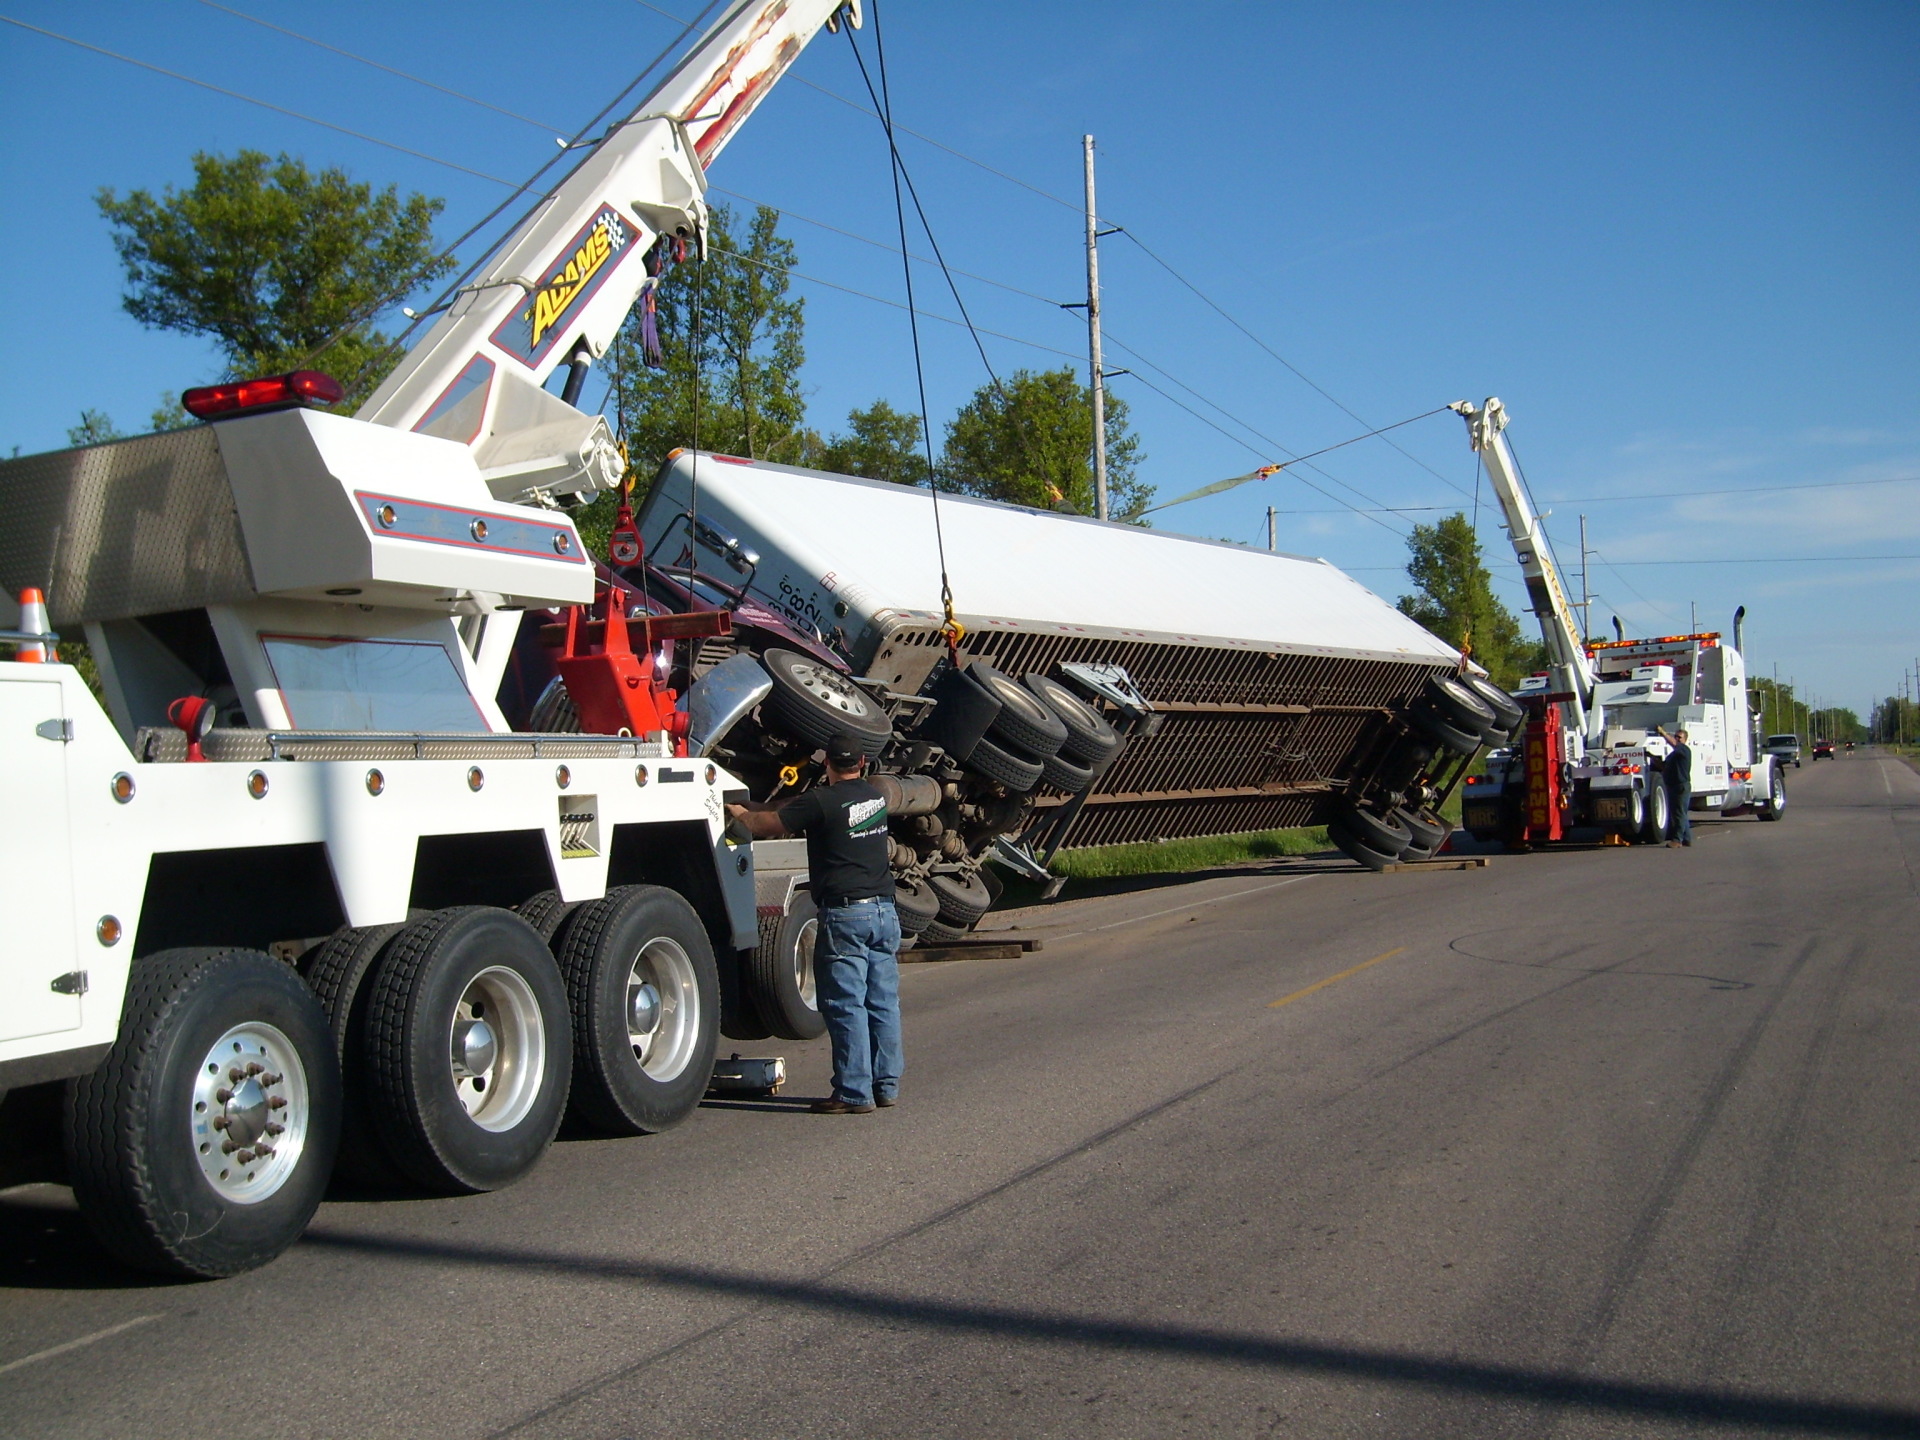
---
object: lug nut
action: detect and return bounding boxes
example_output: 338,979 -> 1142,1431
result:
245,1062 -> 264,1076
229,1066 -> 245,1082
265,1122 -> 285,1136
235,1149 -> 255,1165
211,1115 -> 230,1131
267,1096 -> 288,1110
222,1140 -> 241,1155
216,1088 -> 234,1103
261,1072 -> 283,1086
253,1144 -> 274,1159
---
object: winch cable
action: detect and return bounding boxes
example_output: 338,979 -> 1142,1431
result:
686,245 -> 706,613
848,7 -> 961,662
846,26 -> 1073,514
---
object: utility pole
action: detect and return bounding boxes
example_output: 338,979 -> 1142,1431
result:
1578,514 -> 1591,642
1267,506 -> 1276,553
1690,600 -> 1698,633
1083,134 -> 1109,522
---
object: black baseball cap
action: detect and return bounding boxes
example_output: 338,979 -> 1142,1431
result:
825,732 -> 867,766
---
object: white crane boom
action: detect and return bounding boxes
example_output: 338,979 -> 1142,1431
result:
358,0 -> 860,506
1449,397 -> 1593,737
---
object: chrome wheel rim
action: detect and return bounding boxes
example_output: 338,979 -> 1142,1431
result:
192,1023 -> 310,1204
791,661 -> 872,720
793,917 -> 818,1010
449,966 -> 545,1132
629,938 -> 699,1080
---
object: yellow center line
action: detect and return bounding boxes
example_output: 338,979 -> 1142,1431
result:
1267,946 -> 1406,1009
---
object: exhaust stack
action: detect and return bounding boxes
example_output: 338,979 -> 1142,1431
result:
1733,605 -> 1747,654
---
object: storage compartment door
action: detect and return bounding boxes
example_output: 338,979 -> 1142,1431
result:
0,679 -> 82,1041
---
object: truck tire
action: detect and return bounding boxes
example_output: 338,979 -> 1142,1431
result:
918,918 -> 975,946
557,886 -> 721,1134
760,647 -> 894,753
1757,766 -> 1786,821
516,889 -> 581,945
964,734 -> 1044,793
1642,781 -> 1671,842
1458,675 -> 1524,732
1040,749 -> 1097,794
1023,673 -> 1121,766
299,925 -> 408,1189
1337,803 -> 1412,858
1327,816 -> 1400,873
1617,787 -> 1646,839
65,948 -> 341,1278
1407,700 -> 1485,757
929,869 -> 993,927
1397,806 -> 1449,860
1422,675 -> 1498,734
967,662 -> 1067,759
748,891 -> 826,1041
363,907 -> 571,1192
894,877 -> 941,935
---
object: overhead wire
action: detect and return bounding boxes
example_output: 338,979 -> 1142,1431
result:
0,15 -> 518,185
193,1 -> 569,136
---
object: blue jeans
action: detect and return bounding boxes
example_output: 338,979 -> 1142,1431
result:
1669,781 -> 1692,842
813,899 -> 903,1106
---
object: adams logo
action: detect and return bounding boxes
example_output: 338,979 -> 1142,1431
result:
491,205 -> 632,366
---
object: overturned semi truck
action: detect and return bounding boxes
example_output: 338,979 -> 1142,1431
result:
512,452 -> 1516,1035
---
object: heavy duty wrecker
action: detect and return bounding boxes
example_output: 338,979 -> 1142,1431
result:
1449,399 -> 1786,847
0,0 -> 866,1277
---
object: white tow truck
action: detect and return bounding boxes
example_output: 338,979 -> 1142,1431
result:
0,0 -> 864,1277
1449,399 -> 1785,847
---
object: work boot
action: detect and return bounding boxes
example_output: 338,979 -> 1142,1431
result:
811,1097 -> 876,1115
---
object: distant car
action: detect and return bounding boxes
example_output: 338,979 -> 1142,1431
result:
1813,738 -> 1835,760
1763,733 -> 1803,768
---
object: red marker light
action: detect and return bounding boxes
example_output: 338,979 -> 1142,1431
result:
182,370 -> 344,420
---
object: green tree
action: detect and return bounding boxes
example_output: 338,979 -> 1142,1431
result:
938,367 -> 1151,520
1396,512 -> 1540,689
97,150 -> 454,412
67,410 -> 124,447
813,399 -> 925,483
606,203 -> 807,472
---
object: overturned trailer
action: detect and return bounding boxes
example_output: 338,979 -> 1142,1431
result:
633,453 -> 1512,882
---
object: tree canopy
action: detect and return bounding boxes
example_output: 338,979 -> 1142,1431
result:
810,399 -> 926,485
938,367 -> 1152,520
97,150 -> 454,412
1396,512 -> 1541,689
606,203 -> 806,471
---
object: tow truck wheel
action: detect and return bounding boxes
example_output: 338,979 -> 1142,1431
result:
299,925 -> 408,1189
558,886 -> 720,1134
66,948 -> 340,1278
517,889 -> 581,945
1757,766 -> 1787,821
749,891 -> 826,1041
363,907 -> 571,1192
1642,782 -> 1671,842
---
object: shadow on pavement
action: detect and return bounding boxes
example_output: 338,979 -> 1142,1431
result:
298,1227 -> 1920,1437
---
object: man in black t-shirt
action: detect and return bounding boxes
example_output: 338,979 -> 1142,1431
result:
1655,724 -> 1693,847
728,732 -> 902,1113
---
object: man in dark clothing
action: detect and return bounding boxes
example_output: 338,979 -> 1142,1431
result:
1655,725 -> 1693,847
728,733 -> 901,1114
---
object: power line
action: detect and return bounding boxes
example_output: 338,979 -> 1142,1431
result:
194,1 -> 569,136
0,15 -> 518,187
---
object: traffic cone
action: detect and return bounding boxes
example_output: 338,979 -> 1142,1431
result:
13,588 -> 50,662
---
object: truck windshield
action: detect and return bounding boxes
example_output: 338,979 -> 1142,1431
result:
261,635 -> 487,731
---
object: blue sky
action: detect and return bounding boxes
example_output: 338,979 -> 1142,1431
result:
3,1 -> 1915,717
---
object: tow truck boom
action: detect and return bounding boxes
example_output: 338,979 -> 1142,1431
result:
1449,398 -> 1592,737
358,0 -> 861,506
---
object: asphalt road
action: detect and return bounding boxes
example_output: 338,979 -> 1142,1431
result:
4,753 -> 1917,1439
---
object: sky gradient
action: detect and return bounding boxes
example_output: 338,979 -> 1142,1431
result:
2,1 -> 1915,716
